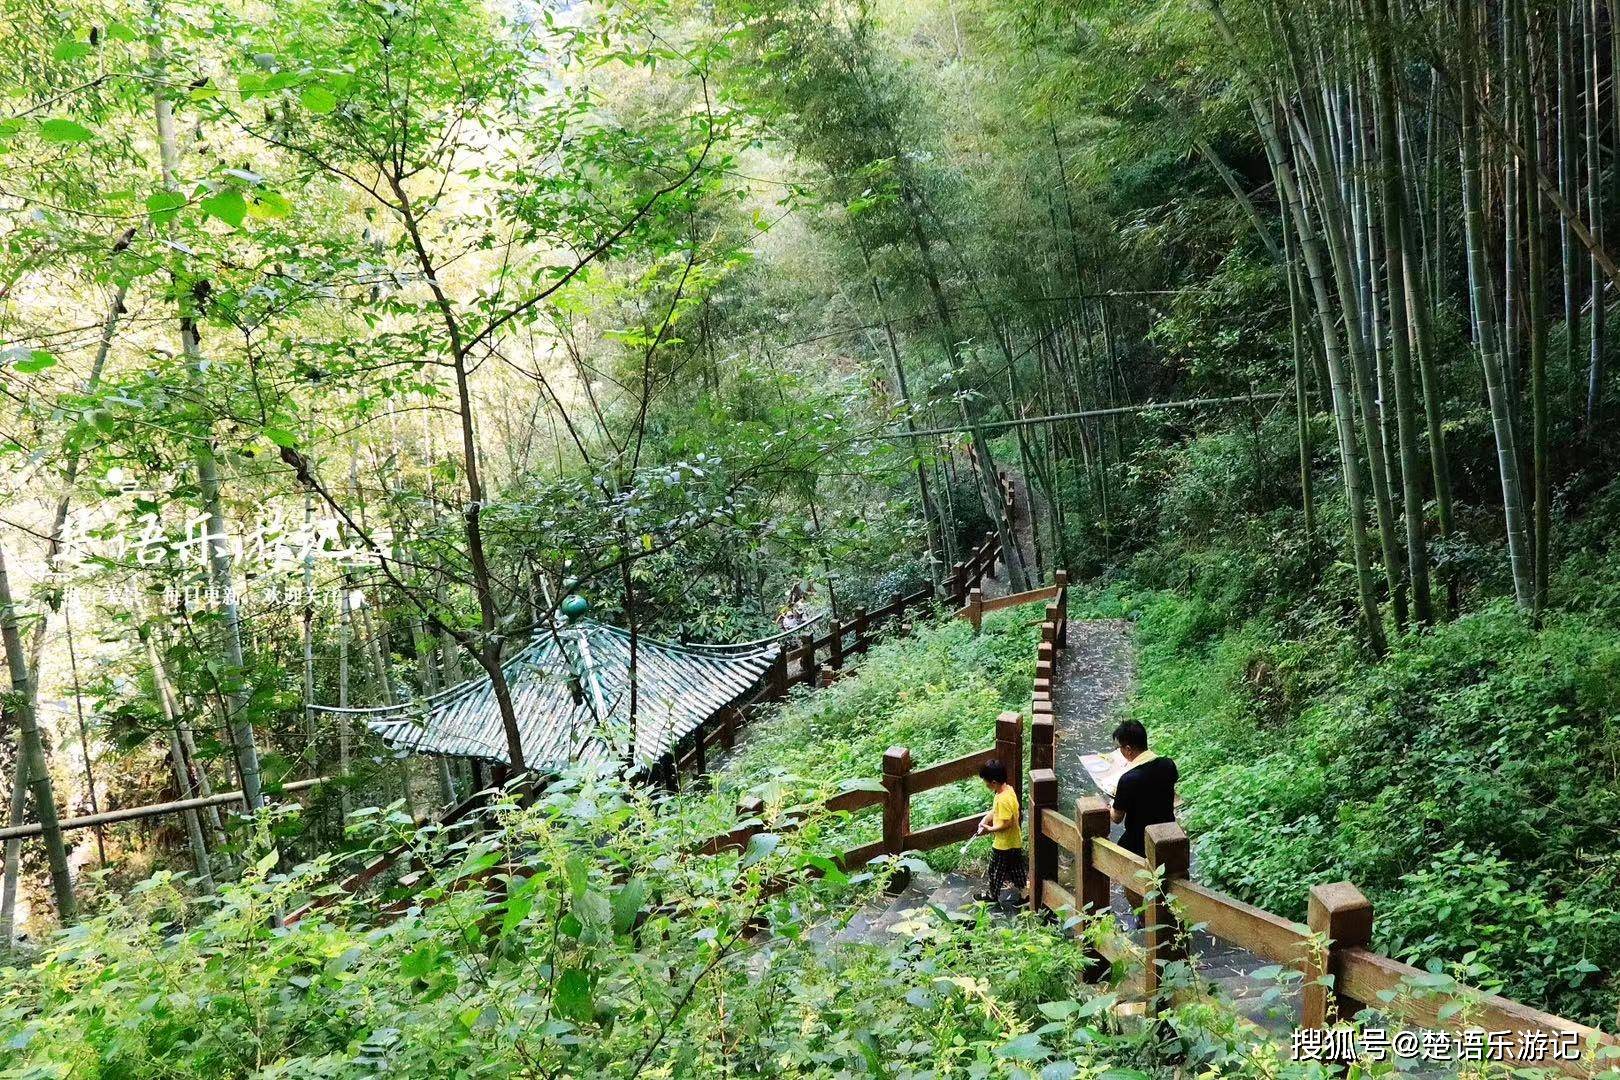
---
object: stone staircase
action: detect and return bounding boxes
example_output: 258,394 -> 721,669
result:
811,868 -> 983,947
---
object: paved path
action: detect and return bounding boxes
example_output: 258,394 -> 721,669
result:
1050,619 -> 1300,1031
809,869 -> 983,947
1051,620 -> 1134,811
815,476 -> 1303,1033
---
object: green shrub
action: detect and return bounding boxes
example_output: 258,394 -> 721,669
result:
1120,590 -> 1620,1024
0,766 -> 1316,1078
719,605 -> 1040,870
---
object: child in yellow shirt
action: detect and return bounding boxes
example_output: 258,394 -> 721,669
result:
973,759 -> 1026,905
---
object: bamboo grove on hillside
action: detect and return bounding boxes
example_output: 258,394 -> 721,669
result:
1198,0 -> 1617,646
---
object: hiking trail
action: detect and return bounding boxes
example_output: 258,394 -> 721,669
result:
829,476 -> 1301,1032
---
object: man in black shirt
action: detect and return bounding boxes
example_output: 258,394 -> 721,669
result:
1109,720 -> 1178,857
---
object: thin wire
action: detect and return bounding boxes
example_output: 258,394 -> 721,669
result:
751,290 -> 1210,354
858,392 -> 1291,441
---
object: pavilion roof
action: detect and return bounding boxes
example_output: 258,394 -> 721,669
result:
354,620 -> 779,772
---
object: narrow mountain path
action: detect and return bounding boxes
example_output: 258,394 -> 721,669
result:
1049,620 -> 1300,1031
980,467 -> 1037,600
816,476 -> 1301,1033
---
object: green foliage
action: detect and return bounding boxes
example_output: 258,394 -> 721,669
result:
1116,588 -> 1620,1023
1147,250 -> 1289,389
0,768 -> 1306,1077
721,607 -> 1039,869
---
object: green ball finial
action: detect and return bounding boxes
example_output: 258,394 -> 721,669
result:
561,594 -> 589,620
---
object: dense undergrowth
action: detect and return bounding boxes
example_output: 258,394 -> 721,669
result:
8,587 -> 1619,1074
0,764 -> 1306,1078
718,604 -> 1040,872
1077,473 -> 1620,1027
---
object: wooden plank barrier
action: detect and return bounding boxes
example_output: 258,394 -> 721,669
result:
909,746 -> 999,792
1026,802 -> 1615,1073
693,718 -> 1024,874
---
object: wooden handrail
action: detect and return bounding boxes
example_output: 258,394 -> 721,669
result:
1337,950 -> 1611,1066
824,787 -> 885,814
976,583 -> 1061,616
1090,835 -> 1148,884
1170,880 -> 1311,968
1039,807 -> 1079,849
1026,807 -> 1615,1073
837,839 -> 886,870
904,813 -> 981,851
908,747 -> 998,794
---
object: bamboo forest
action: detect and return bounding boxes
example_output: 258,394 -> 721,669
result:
7,0 -> 1620,1073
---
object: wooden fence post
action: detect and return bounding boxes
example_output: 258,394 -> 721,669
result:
853,606 -> 869,655
800,633 -> 818,687
995,711 -> 1023,801
1028,767 -> 1058,908
1031,710 -> 1054,771
1054,571 -> 1069,647
1303,882 -> 1374,1027
691,720 -> 707,776
829,618 -> 844,671
768,650 -> 787,701
882,746 -> 912,856
722,706 -> 738,751
1143,822 -> 1190,1001
967,587 -> 984,631
1076,796 -> 1112,979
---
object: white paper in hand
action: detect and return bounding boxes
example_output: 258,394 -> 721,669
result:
1081,749 -> 1132,799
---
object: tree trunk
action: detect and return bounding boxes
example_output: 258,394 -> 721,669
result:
147,633 -> 214,891
1252,90 -> 1388,652
867,268 -> 944,589
1286,226 -> 1318,578
1367,0 -> 1434,624
1584,0 -> 1605,432
1523,2 -> 1551,614
0,761 -> 26,940
150,13 -> 264,810
1461,0 -> 1537,609
0,544 -> 75,922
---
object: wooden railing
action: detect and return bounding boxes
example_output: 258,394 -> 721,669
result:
941,465 -> 1018,609
780,585 -> 936,691
284,785 -> 495,927
701,712 -> 1026,873
1025,768 -> 1616,1074
700,563 -> 1069,867
797,468 -> 1018,687
663,575 -> 989,786
958,571 -> 1069,631
776,530 -> 1008,692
